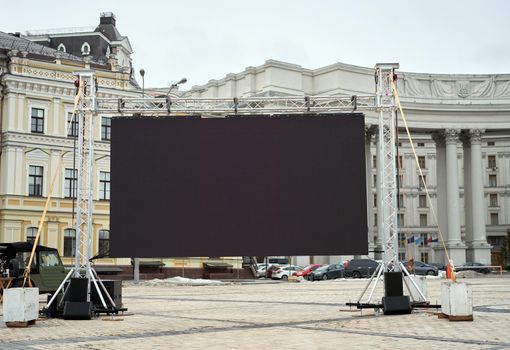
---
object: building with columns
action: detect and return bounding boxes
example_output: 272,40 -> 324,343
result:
1,15 -> 509,275
185,60 -> 510,266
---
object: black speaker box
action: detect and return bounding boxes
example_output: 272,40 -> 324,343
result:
382,296 -> 412,315
91,280 -> 122,308
65,278 -> 89,302
384,272 -> 404,297
63,301 -> 93,320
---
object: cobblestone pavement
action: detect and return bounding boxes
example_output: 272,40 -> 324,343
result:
1,276 -> 509,349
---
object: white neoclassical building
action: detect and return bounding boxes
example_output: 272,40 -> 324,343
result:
184,60 -> 510,266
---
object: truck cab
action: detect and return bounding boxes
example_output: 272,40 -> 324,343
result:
0,242 -> 67,293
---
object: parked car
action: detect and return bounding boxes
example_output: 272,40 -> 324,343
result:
429,263 -> 446,271
407,261 -> 438,276
257,264 -> 271,278
456,262 -> 491,274
265,264 -> 281,278
309,263 -> 344,281
344,258 -> 379,278
271,265 -> 303,280
295,264 -> 322,279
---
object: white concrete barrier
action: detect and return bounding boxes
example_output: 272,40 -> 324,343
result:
3,287 -> 39,327
440,282 -> 473,321
404,275 -> 427,302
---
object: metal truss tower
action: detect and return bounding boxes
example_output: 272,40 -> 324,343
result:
46,71 -> 116,312
375,63 -> 400,271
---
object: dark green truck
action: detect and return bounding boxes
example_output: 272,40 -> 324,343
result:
0,242 -> 67,293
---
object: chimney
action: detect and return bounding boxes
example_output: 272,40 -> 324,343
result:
100,12 -> 116,26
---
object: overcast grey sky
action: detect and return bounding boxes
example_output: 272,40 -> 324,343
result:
2,1 -> 510,88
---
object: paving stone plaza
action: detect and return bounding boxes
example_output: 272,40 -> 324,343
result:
1,276 -> 509,349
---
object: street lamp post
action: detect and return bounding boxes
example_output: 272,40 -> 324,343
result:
166,77 -> 187,96
140,68 -> 145,98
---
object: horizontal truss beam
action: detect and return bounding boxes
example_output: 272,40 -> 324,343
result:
95,95 -> 377,115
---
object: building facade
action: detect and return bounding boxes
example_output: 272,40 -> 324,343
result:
186,60 -> 510,266
0,14 -> 138,266
1,15 -> 509,272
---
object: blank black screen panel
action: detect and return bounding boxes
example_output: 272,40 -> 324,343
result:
110,114 -> 368,257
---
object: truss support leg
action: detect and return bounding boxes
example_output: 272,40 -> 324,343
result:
46,267 -> 75,309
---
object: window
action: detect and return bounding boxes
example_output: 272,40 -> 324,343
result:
64,169 -> 77,198
419,195 -> 427,208
373,194 -> 377,208
489,175 -> 497,187
420,214 -> 427,227
487,141 -> 495,146
420,252 -> 429,263
489,194 -> 498,207
98,230 -> 110,256
373,174 -> 377,187
398,252 -> 406,261
67,112 -> 78,137
81,42 -> 91,55
57,43 -> 66,52
63,229 -> 76,257
419,175 -> 427,189
417,142 -> 425,147
99,171 -> 110,200
101,117 -> 111,140
374,213 -> 377,226
31,108 -> 44,133
28,165 -> 43,196
398,194 -> 404,208
488,155 -> 497,168
397,213 -> 404,226
372,155 -> 377,168
490,213 -> 499,225
40,251 -> 61,267
26,227 -> 38,244
418,156 -> 426,169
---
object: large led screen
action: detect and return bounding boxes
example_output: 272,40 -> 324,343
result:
110,114 -> 368,257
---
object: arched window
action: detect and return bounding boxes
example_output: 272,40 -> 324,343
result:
63,228 -> 76,257
26,227 -> 38,244
105,45 -> 111,58
81,42 -> 91,56
57,43 -> 66,52
98,230 -> 110,256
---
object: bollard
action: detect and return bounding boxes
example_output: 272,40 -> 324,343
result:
440,281 -> 473,321
3,287 -> 39,327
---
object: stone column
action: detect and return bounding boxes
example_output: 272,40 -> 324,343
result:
466,129 -> 491,263
444,129 -> 466,264
374,127 -> 383,259
432,132 -> 448,265
365,125 -> 375,258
